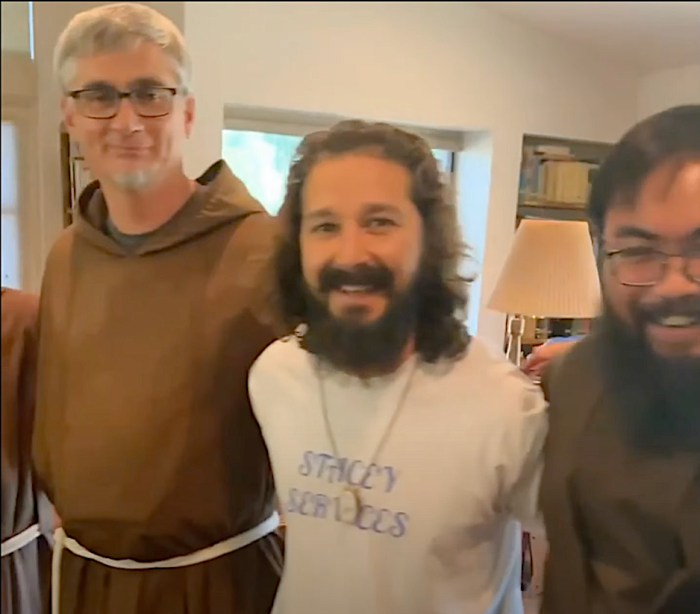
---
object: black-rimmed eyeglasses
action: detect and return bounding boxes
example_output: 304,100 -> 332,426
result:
68,84 -> 186,119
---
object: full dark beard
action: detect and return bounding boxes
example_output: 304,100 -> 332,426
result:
300,277 -> 420,376
598,304 -> 700,451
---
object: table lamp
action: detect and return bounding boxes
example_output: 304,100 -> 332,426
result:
487,218 -> 601,366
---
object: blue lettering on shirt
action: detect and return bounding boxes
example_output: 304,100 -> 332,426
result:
290,450 -> 409,537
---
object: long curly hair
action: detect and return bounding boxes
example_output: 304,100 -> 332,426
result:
273,119 -> 472,364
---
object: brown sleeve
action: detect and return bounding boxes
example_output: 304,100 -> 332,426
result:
31,259 -> 58,506
539,351 -> 566,403
16,297 -> 56,543
7,290 -> 40,476
17,292 -> 39,463
246,214 -> 294,340
1,290 -> 54,542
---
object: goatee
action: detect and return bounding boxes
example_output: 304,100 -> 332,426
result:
111,169 -> 156,191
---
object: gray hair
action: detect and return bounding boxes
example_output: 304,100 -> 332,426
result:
54,3 -> 191,92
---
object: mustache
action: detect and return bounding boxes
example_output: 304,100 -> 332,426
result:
318,263 -> 395,294
635,295 -> 700,323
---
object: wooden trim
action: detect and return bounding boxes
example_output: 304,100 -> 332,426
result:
1,51 -> 36,102
59,129 -> 74,228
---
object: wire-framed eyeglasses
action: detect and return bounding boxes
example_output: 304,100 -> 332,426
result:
605,246 -> 700,287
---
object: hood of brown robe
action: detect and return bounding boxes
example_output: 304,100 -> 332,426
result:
75,160 -> 267,255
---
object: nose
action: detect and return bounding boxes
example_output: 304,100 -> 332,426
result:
654,256 -> 700,297
334,225 -> 370,268
109,97 -> 145,133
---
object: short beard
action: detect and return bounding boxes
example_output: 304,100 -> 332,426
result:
300,277 -> 421,377
598,302 -> 700,451
111,169 -> 156,191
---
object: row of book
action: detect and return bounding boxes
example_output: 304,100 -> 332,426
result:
519,144 -> 600,207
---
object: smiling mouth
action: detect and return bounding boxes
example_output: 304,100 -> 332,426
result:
338,285 -> 374,294
650,315 -> 700,328
334,285 -> 391,298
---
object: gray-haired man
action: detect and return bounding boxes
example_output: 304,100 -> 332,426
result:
33,4 -> 283,613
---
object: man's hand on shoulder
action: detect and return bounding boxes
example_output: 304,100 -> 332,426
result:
521,337 -> 581,379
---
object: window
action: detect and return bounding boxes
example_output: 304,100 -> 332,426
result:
222,130 -> 302,215
222,127 -> 456,215
2,121 -> 22,289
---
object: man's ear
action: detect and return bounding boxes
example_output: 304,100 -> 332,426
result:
184,95 -> 195,138
61,97 -> 77,133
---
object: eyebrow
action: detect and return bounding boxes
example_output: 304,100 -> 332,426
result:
128,77 -> 167,89
363,203 -> 403,217
303,203 -> 403,222
303,208 -> 335,223
613,226 -> 659,241
77,77 -> 167,91
78,80 -> 113,91
614,225 -> 700,245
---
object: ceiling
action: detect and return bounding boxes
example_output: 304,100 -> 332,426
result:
2,1 -> 697,72
475,1 -> 700,72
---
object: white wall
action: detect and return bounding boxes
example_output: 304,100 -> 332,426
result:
185,1 -> 642,348
638,64 -> 700,120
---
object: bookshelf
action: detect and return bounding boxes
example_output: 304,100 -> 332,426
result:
517,134 -> 612,223
515,134 -> 612,347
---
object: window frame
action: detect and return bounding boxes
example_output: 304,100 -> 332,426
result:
222,107 -> 461,214
2,101 -> 40,291
223,105 -> 464,152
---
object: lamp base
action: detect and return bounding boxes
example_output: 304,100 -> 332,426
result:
506,314 -> 525,367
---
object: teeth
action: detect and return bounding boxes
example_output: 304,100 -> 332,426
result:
660,315 -> 696,327
341,285 -> 370,293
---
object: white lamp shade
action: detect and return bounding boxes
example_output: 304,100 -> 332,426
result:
488,219 -> 601,318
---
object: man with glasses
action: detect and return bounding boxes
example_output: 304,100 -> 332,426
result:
540,105 -> 700,614
33,4 -> 283,613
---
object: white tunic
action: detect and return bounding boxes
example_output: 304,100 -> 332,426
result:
249,336 -> 548,614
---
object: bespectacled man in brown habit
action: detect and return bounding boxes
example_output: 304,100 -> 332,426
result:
540,105 -> 700,614
33,4 -> 285,613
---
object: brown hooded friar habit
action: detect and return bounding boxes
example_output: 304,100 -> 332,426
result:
33,161 -> 285,614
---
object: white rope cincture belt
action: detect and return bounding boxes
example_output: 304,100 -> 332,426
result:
1,523 -> 41,557
51,511 -> 279,614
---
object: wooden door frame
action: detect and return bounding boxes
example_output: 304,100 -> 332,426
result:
2,51 -> 41,292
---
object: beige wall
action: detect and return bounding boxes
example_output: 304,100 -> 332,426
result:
637,64 -> 700,121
